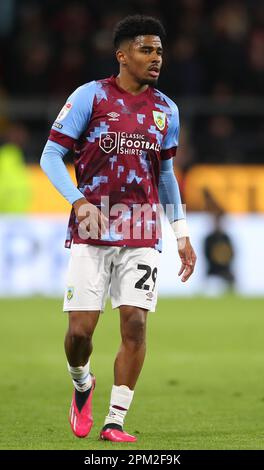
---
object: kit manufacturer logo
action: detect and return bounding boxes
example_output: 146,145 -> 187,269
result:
107,112 -> 120,121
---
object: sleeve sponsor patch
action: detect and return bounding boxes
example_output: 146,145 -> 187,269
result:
56,102 -> 72,121
53,121 -> 63,129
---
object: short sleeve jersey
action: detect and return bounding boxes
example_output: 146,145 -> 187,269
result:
48,76 -> 179,249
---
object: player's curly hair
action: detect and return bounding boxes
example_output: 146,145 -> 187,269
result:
113,15 -> 166,49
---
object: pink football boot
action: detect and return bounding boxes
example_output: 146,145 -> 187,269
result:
100,424 -> 137,443
69,375 -> 96,438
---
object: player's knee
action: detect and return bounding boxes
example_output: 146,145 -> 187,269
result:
121,315 -> 146,348
68,320 -> 93,345
68,313 -> 96,343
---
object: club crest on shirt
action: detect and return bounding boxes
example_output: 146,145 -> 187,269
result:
152,111 -> 166,131
67,287 -> 74,301
57,102 -> 72,122
99,132 -> 118,153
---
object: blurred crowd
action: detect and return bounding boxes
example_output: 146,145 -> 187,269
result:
0,0 -> 263,166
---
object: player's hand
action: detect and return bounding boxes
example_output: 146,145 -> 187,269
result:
73,197 -> 108,239
177,237 -> 196,282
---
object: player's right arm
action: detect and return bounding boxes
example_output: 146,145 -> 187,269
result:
40,82 -> 107,234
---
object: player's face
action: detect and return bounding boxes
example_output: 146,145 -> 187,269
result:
123,35 -> 163,86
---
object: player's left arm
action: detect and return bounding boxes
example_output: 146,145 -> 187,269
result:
159,99 -> 197,282
158,158 -> 196,282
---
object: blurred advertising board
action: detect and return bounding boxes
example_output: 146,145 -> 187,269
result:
0,214 -> 263,297
25,165 -> 264,214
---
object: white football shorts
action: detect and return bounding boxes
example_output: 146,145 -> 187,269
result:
63,243 -> 160,313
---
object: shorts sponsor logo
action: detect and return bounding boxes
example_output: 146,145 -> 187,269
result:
99,132 -> 117,153
67,286 -> 74,301
153,111 -> 166,131
57,102 -> 72,121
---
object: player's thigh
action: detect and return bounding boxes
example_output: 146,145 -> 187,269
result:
63,244 -> 115,312
110,247 -> 160,312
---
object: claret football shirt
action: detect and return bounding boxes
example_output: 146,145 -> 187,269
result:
48,76 -> 179,249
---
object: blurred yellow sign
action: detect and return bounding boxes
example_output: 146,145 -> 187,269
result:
184,165 -> 264,213
19,164 -> 264,214
28,165 -> 76,213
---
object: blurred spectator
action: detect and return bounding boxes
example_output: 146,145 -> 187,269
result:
195,115 -> 244,163
18,1 -> 45,37
87,12 -> 123,80
245,29 -> 264,95
160,36 -> 205,97
14,40 -> 53,96
0,123 -> 31,212
50,45 -> 88,96
205,2 -> 248,93
50,2 -> 93,46
202,189 -> 235,294
175,0 -> 204,37
204,213 -> 235,295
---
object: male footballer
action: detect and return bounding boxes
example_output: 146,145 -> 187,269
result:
40,15 -> 196,443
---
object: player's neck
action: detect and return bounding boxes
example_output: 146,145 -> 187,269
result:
115,74 -> 148,96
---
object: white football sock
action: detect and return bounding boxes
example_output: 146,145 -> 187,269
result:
104,385 -> 134,428
67,361 -> 92,392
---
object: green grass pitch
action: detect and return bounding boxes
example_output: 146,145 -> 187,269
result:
1,296 -> 264,450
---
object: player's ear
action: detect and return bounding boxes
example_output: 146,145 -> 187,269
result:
116,49 -> 127,65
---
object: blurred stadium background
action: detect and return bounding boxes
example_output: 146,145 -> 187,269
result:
1,0 -> 264,450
